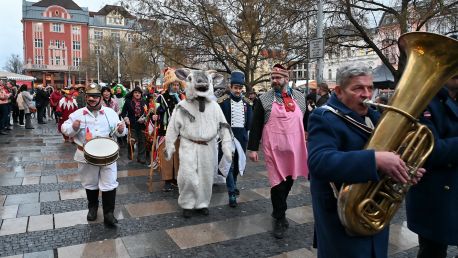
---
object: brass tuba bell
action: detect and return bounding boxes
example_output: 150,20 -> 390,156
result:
337,32 -> 458,236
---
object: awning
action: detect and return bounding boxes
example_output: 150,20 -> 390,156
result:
0,71 -> 36,81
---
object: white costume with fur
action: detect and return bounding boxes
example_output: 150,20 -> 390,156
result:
165,69 -> 233,209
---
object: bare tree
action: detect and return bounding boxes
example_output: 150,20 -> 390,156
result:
123,0 -> 315,93
80,36 -> 155,85
326,0 -> 458,80
3,54 -> 23,74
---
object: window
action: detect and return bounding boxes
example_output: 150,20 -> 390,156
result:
55,40 -> 61,49
72,26 -> 80,34
52,23 -> 62,32
94,45 -> 102,54
73,57 -> 81,66
94,30 -> 103,40
111,32 -> 120,41
127,33 -> 134,43
328,69 -> 332,80
55,56 -> 61,65
35,56 -> 43,64
34,39 -> 43,48
72,41 -> 81,50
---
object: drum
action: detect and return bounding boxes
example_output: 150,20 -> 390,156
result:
83,138 -> 119,166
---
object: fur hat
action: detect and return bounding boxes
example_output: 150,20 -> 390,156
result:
230,70 -> 245,86
271,64 -> 289,78
163,68 -> 186,89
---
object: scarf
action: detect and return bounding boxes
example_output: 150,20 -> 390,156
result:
275,87 -> 295,112
132,98 -> 142,118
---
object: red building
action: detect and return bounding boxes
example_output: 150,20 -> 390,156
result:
22,0 -> 89,88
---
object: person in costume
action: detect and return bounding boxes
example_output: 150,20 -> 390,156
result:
61,83 -> 127,227
248,64 -> 308,239
156,68 -> 186,191
101,86 -> 119,113
165,68 -> 233,218
217,70 -> 252,207
56,87 -> 78,142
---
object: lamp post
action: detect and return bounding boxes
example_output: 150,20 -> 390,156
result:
96,51 -> 100,83
315,0 -> 324,84
116,41 -> 121,83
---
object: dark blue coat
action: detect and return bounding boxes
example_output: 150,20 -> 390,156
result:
406,88 -> 458,244
218,94 -> 253,149
307,94 -> 388,258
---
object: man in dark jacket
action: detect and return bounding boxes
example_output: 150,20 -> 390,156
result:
307,63 -> 425,258
35,84 -> 49,124
406,75 -> 458,258
217,70 -> 253,207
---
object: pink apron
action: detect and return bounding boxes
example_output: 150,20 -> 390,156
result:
262,99 -> 308,187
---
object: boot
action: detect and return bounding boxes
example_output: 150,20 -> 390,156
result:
198,208 -> 209,216
85,189 -> 99,221
279,217 -> 289,229
102,189 -> 118,227
228,192 -> 237,208
183,209 -> 192,218
273,218 -> 286,239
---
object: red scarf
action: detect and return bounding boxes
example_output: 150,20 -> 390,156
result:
282,92 -> 295,112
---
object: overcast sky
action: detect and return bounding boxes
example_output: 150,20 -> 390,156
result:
0,0 -> 121,70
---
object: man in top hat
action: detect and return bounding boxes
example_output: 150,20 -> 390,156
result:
218,70 -> 253,207
155,68 -> 186,191
61,83 -> 127,227
248,64 -> 308,239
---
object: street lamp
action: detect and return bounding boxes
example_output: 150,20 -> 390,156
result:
96,51 -> 100,83
116,41 -> 121,83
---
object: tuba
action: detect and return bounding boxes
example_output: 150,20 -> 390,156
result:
337,32 -> 458,236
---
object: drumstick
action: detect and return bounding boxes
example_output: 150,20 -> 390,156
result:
148,108 -> 159,193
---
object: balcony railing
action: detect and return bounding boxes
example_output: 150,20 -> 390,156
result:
23,63 -> 80,72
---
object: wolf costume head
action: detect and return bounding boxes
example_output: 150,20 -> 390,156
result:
175,68 -> 225,102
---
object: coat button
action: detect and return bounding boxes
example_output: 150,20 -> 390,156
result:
444,185 -> 450,190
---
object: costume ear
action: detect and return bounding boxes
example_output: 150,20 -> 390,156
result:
210,73 -> 225,89
175,68 -> 191,81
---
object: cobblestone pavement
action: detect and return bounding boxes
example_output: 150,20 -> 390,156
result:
1,120 -> 457,258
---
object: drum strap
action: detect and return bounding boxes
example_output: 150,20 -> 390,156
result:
77,145 -> 84,151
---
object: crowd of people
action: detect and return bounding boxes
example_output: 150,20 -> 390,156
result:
1,59 -> 457,258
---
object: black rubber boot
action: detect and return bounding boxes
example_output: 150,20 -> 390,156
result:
85,189 -> 99,221
273,218 -> 286,239
102,189 -> 118,227
228,192 -> 237,208
183,209 -> 192,218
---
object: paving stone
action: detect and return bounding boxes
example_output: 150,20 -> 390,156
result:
23,250 -> 54,258
60,188 -> 86,200
54,210 -> 88,228
0,195 -> 5,205
17,203 -> 41,217
4,193 -> 39,205
57,238 -> 130,258
0,178 -> 23,187
0,217 -> 28,236
122,231 -> 179,257
22,176 -> 40,185
39,191 -> 60,202
27,215 -> 54,232
40,175 -> 57,184
0,205 -> 19,219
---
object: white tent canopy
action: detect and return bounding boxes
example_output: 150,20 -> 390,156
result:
0,71 -> 35,81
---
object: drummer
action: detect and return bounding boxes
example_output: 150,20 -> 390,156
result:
61,83 -> 127,227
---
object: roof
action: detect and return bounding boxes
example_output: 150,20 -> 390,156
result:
0,71 -> 36,81
93,5 -> 135,19
32,0 -> 82,11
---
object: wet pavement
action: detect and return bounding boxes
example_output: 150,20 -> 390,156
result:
1,119 -> 457,257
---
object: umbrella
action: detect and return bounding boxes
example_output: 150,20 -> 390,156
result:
373,64 -> 395,89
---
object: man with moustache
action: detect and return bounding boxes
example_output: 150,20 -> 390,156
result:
248,64 -> 308,239
307,63 -> 425,257
61,83 -> 127,227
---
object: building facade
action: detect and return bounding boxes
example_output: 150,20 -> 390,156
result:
22,0 -> 89,87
